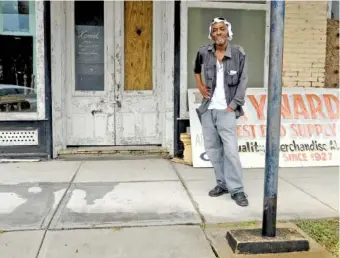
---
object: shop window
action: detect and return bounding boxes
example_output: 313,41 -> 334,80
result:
74,1 -> 105,91
187,7 -> 266,90
0,1 -> 37,113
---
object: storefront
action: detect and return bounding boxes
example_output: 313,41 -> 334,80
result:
0,0 -> 336,160
0,1 -> 52,159
0,0 -> 175,159
50,1 -> 174,158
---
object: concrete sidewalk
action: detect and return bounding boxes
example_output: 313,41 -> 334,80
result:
0,158 -> 338,257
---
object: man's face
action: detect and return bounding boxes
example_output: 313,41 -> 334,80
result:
211,22 -> 228,45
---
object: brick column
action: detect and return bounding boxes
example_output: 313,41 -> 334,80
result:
282,1 -> 328,88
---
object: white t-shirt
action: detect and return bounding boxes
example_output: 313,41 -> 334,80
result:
208,61 -> 227,110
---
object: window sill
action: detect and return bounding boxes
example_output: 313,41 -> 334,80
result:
0,112 -> 46,121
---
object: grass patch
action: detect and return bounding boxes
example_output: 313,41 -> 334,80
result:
295,218 -> 339,257
215,221 -> 259,228
202,220 -> 260,230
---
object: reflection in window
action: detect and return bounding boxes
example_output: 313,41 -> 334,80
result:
74,1 -> 104,91
0,1 -> 36,113
187,8 -> 266,89
2,1 -> 30,33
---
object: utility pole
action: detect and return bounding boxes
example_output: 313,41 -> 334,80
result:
262,0 -> 285,238
228,2 -> 309,254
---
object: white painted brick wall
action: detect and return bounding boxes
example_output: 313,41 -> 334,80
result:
282,1 -> 328,88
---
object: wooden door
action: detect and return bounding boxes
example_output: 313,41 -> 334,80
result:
114,1 -> 162,145
66,1 -> 116,145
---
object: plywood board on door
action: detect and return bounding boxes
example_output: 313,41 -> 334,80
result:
124,1 -> 153,91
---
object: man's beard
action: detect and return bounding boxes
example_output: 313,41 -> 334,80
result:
215,36 -> 226,45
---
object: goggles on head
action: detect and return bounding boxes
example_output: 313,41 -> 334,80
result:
211,17 -> 226,23
208,17 -> 233,41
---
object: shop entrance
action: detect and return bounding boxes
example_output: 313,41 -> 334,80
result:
64,1 -> 161,146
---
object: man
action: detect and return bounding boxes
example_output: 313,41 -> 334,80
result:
193,17 -> 248,207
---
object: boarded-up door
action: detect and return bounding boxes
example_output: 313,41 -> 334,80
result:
114,1 -> 162,145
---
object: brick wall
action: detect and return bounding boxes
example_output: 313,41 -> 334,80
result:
282,1 -> 328,88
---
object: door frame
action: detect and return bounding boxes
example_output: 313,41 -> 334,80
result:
50,1 -> 175,157
179,1 -> 270,119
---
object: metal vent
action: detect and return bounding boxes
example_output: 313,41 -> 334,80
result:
0,130 -> 38,146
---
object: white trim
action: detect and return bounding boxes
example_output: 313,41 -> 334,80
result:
186,1 -> 269,10
328,0 -> 332,19
179,1 -> 270,119
51,1 -> 67,157
114,1 -> 123,117
264,5 -> 270,89
0,3 -> 2,32
180,1 -> 188,118
197,0 -> 267,1
162,1 -> 175,155
154,0 -> 162,145
104,1 -> 115,121
0,0 -> 46,121
64,0 -> 73,144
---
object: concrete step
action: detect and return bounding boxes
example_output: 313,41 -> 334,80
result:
58,146 -> 170,160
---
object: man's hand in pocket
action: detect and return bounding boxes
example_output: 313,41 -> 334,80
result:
226,106 -> 234,112
198,84 -> 210,99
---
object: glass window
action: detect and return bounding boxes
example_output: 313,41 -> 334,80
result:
74,1 -> 104,91
187,8 -> 266,89
2,1 -> 30,32
0,1 -> 37,113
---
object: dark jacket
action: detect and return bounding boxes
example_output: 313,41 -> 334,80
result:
194,43 -> 248,120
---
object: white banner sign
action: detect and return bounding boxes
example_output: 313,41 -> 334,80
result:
188,88 -> 340,168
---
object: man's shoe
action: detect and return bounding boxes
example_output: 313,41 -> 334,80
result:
208,186 -> 229,197
231,192 -> 249,207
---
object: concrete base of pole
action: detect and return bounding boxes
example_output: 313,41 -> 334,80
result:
226,228 -> 310,254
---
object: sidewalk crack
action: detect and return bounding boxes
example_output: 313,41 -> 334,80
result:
169,161 -> 206,224
35,161 -> 83,258
169,161 -> 218,257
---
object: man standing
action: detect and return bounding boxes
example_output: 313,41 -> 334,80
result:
193,17 -> 248,207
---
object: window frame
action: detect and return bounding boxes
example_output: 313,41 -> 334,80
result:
0,0 -> 45,121
179,0 -> 270,119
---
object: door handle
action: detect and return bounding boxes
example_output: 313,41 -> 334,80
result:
116,100 -> 121,108
91,109 -> 102,115
109,100 -> 121,108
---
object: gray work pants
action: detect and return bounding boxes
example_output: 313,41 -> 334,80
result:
201,109 -> 244,195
